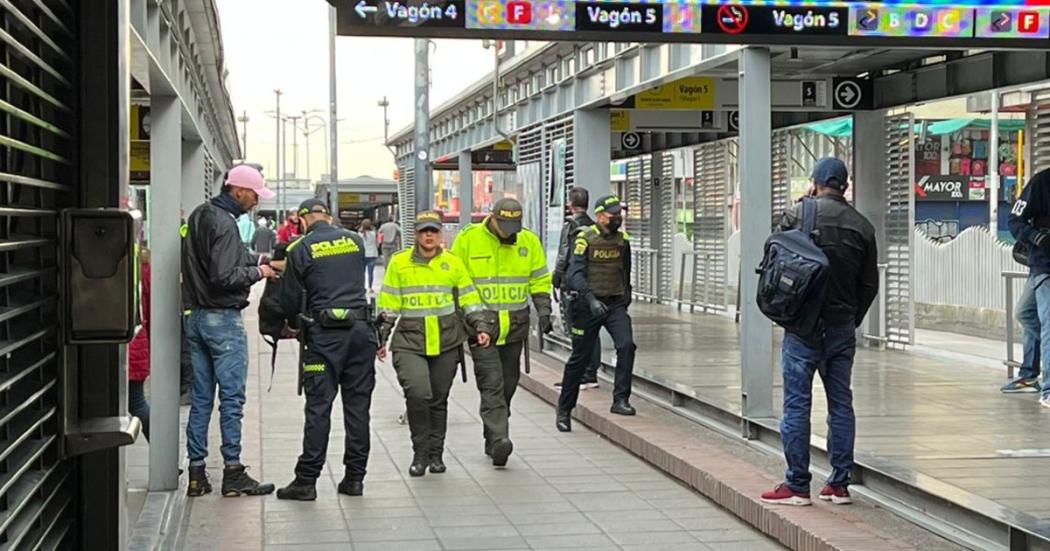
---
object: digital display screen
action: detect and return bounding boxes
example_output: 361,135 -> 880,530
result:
334,0 -> 1050,47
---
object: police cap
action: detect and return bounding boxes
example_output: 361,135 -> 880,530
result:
298,198 -> 330,217
594,195 -> 624,214
415,210 -> 443,232
491,197 -> 523,235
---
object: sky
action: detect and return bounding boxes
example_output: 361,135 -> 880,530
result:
215,0 -> 493,182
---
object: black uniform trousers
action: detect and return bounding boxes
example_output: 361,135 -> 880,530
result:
561,292 -> 601,384
392,348 -> 459,458
558,298 -> 636,412
296,322 -> 377,482
470,340 -> 525,449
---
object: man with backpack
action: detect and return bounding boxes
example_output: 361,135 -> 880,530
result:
760,157 -> 878,507
1008,168 -> 1050,407
274,198 -> 377,501
554,187 -> 602,390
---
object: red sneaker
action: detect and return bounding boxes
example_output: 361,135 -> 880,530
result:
761,483 -> 812,506
819,485 -> 853,505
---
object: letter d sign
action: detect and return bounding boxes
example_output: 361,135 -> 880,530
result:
913,12 -> 929,30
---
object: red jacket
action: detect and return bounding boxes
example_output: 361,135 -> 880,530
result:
129,263 -> 150,382
277,221 -> 301,244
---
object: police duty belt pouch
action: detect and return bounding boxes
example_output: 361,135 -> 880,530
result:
317,308 -> 363,329
756,197 -> 829,338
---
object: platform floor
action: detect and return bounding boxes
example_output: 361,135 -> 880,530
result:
613,302 -> 1050,520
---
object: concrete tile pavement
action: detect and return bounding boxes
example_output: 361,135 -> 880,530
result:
176,296 -> 785,551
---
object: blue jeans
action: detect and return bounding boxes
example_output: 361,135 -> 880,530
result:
1033,274 -> 1050,397
780,323 -> 856,493
129,380 -> 150,442
1017,274 -> 1041,380
365,257 -> 377,289
185,309 -> 249,466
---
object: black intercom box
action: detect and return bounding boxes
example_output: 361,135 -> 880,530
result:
60,209 -> 137,344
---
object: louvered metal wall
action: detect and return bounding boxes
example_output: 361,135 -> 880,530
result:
656,152 -> 675,301
692,141 -> 728,311
542,117 -> 573,245
885,113 -> 916,347
397,164 -> 416,246
625,155 -> 655,299
1033,90 -> 1050,174
771,130 -> 791,225
0,1 -> 77,549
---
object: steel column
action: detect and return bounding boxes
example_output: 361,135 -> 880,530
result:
853,110 -> 889,342
182,141 -> 206,211
459,151 -> 473,227
414,39 -> 432,211
738,47 -> 775,423
572,109 -> 611,217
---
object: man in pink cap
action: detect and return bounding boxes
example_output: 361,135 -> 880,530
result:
182,163 -> 278,498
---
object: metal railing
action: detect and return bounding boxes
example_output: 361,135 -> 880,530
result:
677,250 -> 726,313
1003,270 -> 1029,380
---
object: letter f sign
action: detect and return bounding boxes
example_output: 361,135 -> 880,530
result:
507,1 -> 532,24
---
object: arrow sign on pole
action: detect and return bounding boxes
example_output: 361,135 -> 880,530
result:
831,78 -> 870,110
355,0 -> 377,18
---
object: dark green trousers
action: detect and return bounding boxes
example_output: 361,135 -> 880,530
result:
470,340 -> 524,449
392,349 -> 459,458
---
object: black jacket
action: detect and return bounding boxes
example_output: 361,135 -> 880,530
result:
182,196 -> 262,311
553,210 -> 595,289
279,221 -> 368,326
1008,169 -> 1050,275
778,194 -> 878,326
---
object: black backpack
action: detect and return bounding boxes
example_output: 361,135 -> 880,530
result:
756,198 -> 829,339
258,243 -> 293,389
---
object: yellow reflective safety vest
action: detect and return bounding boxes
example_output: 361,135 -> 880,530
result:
451,219 -> 552,346
378,248 -> 484,356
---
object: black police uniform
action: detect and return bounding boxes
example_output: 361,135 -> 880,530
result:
553,210 -> 601,385
279,220 -> 377,486
556,213 -> 637,427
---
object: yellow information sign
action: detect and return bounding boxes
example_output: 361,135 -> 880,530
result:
635,77 -> 716,110
610,110 -> 630,132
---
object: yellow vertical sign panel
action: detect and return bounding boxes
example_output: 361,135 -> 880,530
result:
610,110 -> 630,132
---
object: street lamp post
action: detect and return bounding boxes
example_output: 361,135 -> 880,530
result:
301,109 -> 324,181
273,89 -> 282,221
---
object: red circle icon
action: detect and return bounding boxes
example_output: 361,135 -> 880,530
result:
716,4 -> 749,34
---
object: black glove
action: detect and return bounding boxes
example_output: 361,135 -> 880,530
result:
1034,229 -> 1050,253
375,313 -> 394,344
586,294 -> 609,318
539,314 -> 553,334
625,285 -> 633,307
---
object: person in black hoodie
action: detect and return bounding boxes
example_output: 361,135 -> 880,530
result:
182,164 -> 278,498
1008,168 -> 1050,408
553,187 -> 602,389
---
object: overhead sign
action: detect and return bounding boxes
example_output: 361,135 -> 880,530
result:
915,175 -> 987,201
332,0 -> 1050,48
635,77 -> 716,109
831,77 -> 871,110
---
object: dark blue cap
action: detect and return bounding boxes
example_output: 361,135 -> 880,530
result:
811,157 -> 848,189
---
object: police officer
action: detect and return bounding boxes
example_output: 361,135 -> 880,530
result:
553,187 -> 601,390
451,198 -> 552,467
378,211 -> 495,476
556,195 -> 637,432
275,198 -> 378,501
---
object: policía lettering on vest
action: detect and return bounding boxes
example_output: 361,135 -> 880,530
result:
481,286 -> 529,303
592,248 -> 622,260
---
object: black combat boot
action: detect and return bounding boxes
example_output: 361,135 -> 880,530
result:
276,477 -> 316,501
338,477 -> 364,496
221,465 -> 275,497
429,452 -> 447,474
490,438 -> 513,467
610,399 -> 636,416
409,454 -> 428,477
556,410 -> 572,432
187,465 -> 212,497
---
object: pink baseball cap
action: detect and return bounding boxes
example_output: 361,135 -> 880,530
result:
226,165 -> 275,199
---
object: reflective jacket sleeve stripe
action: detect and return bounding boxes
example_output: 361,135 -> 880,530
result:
425,315 -> 441,356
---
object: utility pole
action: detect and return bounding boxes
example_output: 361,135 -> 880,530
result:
413,39 -> 432,212
273,89 -> 283,222
281,116 -> 288,216
238,110 -> 250,159
329,5 -> 339,218
287,115 -> 302,185
302,109 -> 324,182
378,96 -> 395,160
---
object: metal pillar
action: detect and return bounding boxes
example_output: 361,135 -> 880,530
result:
459,151 -> 473,226
853,110 -> 889,340
990,90 -> 1000,236
738,47 -> 775,424
274,89 -> 282,220
329,5 -> 340,217
149,95 -> 181,491
78,1 -> 130,546
182,141 -> 206,211
414,38 -> 432,211
572,109 -> 612,217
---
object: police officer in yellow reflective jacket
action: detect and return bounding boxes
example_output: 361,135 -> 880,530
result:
378,211 -> 495,477
451,197 -> 552,467
275,199 -> 377,501
556,195 -> 637,433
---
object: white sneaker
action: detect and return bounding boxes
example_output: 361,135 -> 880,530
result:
1040,396 -> 1050,409
585,382 -> 599,390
